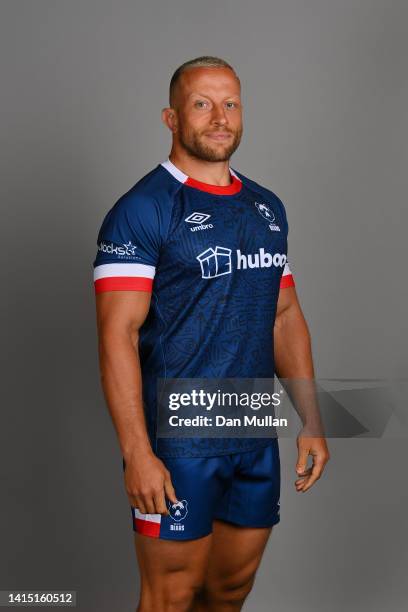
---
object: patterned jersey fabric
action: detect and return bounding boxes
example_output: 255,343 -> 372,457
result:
93,158 -> 295,457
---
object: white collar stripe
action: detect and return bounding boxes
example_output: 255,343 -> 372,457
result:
160,158 -> 240,184
160,158 -> 188,183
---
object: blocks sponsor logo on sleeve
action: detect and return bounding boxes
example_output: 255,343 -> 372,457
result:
97,240 -> 139,259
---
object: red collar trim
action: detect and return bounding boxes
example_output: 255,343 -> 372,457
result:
160,158 -> 243,195
184,173 -> 242,195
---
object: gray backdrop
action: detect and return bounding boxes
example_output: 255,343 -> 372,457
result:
1,0 -> 407,610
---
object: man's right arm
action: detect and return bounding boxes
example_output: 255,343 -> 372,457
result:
95,290 -> 178,515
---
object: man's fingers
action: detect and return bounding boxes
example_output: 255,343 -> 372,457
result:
295,473 -> 309,489
295,467 -> 312,483
164,472 -> 178,504
295,478 -> 309,488
295,437 -> 330,492
296,446 -> 310,475
301,460 -> 325,492
153,491 -> 169,516
142,496 -> 157,515
132,496 -> 147,515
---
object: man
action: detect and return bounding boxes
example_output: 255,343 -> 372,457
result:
93,56 -> 329,612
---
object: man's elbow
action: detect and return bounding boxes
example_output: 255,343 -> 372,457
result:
97,322 -> 140,354
275,302 -> 311,339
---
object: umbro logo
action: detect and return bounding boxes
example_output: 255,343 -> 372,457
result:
185,212 -> 211,224
185,212 -> 214,232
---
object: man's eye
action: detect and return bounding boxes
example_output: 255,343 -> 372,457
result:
226,102 -> 237,109
195,101 -> 208,108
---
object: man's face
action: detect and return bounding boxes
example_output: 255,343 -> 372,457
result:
173,67 -> 243,162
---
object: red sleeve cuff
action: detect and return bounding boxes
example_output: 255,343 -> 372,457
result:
279,274 -> 295,289
94,277 -> 153,294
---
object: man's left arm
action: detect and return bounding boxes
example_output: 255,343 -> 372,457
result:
274,285 -> 330,492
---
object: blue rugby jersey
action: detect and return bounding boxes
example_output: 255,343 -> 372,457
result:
93,158 -> 295,457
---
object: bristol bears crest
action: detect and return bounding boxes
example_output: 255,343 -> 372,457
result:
168,500 -> 188,522
254,202 -> 280,232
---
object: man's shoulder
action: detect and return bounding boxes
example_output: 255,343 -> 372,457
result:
113,163 -> 181,213
232,167 -> 286,209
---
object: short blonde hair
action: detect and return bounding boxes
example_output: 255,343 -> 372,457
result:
169,56 -> 239,106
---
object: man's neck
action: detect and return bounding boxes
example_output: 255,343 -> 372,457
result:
168,152 -> 232,186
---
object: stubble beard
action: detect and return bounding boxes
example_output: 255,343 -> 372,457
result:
178,125 -> 243,163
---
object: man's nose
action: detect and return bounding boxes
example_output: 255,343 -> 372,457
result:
211,105 -> 228,125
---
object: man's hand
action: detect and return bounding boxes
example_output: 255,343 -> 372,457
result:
295,433 -> 330,492
124,451 -> 178,515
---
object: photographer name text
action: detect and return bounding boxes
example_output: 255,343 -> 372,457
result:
168,415 -> 287,427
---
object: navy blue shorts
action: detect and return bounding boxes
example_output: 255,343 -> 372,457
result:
122,440 -> 280,540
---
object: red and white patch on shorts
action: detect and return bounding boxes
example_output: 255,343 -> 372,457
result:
132,508 -> 161,538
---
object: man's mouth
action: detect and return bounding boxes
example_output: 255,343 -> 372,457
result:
205,132 -> 233,141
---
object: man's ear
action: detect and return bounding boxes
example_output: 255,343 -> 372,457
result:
161,107 -> 178,133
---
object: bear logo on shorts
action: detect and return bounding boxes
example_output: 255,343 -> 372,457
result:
168,500 -> 188,522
